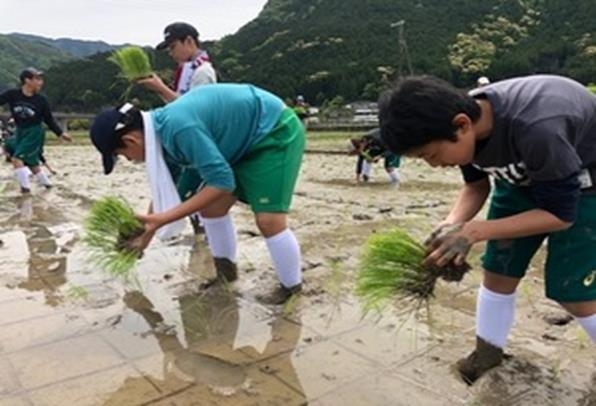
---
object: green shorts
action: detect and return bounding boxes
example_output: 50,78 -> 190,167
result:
384,154 -> 401,170
482,180 -> 596,302
232,108 -> 305,213
13,125 -> 45,167
3,135 -> 16,156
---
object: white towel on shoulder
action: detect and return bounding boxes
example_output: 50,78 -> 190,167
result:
141,111 -> 186,239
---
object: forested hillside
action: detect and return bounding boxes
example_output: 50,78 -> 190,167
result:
2,0 -> 596,111
0,35 -> 72,89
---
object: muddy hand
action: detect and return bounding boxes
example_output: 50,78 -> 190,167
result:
126,213 -> 160,255
423,223 -> 473,268
136,73 -> 164,92
424,223 -> 460,251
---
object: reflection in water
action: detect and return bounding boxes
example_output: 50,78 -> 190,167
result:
1,196 -> 73,306
123,288 -> 246,387
105,285 -> 307,403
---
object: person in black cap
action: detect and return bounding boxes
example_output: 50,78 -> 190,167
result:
139,22 -> 218,234
0,67 -> 71,193
138,22 -> 216,103
89,83 -> 305,305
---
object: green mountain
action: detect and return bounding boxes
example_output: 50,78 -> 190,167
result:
0,34 -> 73,89
4,0 -> 596,110
213,0 -> 596,104
8,33 -> 117,58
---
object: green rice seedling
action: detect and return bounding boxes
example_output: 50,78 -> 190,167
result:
83,196 -> 144,280
356,228 -> 470,314
108,46 -> 153,81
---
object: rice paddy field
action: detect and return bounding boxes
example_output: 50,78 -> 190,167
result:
0,133 -> 594,405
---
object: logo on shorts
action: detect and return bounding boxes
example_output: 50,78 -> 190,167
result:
259,197 -> 270,204
584,270 -> 595,287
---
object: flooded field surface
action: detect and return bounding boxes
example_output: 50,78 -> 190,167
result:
0,144 -> 593,406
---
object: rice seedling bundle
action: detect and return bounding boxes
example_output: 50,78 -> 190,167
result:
108,46 -> 153,81
355,228 -> 470,313
83,196 -> 144,280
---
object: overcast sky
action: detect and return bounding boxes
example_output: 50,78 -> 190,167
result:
0,0 -> 269,45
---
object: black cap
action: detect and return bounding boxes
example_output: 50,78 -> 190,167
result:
19,67 -> 44,83
89,103 -> 134,174
156,22 -> 199,50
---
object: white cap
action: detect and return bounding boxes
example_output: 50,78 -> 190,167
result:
477,76 -> 490,86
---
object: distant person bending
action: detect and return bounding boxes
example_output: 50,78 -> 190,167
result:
0,68 -> 71,193
349,129 -> 401,185
293,95 -> 309,124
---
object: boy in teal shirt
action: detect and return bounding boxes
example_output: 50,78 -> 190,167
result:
90,84 -> 305,304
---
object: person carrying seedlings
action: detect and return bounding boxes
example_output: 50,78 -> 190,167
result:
89,83 -> 305,304
379,75 -> 596,384
0,68 -> 71,193
138,22 -> 216,103
349,129 -> 401,185
139,22 -> 217,234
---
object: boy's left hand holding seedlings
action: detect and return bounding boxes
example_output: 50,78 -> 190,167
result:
423,222 -> 475,268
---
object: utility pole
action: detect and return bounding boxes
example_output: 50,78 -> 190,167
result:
390,20 -> 413,79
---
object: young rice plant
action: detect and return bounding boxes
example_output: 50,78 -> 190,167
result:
356,228 -> 470,314
108,46 -> 153,81
83,196 -> 144,280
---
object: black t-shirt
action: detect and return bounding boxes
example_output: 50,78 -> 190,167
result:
0,89 -> 63,136
460,75 -> 596,222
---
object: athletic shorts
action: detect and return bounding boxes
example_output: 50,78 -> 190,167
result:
13,125 -> 45,167
482,180 -> 596,302
232,108 -> 305,213
384,154 -> 401,170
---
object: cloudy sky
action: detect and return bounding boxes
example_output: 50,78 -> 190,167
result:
0,0 -> 269,45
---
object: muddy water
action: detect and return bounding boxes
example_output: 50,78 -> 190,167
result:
0,145 -> 593,406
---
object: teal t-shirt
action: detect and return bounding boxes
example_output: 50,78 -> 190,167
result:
151,83 -> 285,192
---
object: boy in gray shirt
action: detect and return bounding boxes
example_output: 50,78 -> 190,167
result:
379,75 -> 596,383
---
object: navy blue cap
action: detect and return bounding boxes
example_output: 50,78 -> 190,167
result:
89,103 -> 133,174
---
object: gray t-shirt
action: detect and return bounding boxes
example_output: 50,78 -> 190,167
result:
461,75 -> 596,221
464,75 -> 596,184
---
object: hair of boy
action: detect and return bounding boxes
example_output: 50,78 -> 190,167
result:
378,76 -> 481,155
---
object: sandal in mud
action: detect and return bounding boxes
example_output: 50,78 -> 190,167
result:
456,336 -> 504,385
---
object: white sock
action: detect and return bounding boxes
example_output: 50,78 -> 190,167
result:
36,171 -> 51,186
476,284 -> 516,348
202,214 -> 237,262
265,228 -> 302,288
14,167 -> 31,189
575,314 -> 596,343
388,170 -> 400,184
362,161 -> 372,177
